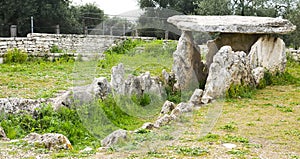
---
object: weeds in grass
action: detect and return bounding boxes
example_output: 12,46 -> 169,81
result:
223,135 -> 249,143
226,84 -> 256,99
275,104 -> 293,112
4,48 -> 28,63
0,105 -> 100,150
198,133 -> 220,142
227,149 -> 248,156
147,151 -> 166,158
220,122 -> 238,132
169,146 -> 209,156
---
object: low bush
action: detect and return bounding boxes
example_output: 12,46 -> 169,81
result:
0,105 -> 100,150
4,48 -> 28,63
50,45 -> 63,53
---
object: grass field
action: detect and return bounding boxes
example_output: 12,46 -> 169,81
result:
94,61 -> 300,159
0,39 -> 299,158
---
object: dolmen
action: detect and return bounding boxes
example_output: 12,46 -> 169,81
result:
167,15 -> 296,103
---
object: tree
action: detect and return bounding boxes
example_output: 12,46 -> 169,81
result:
101,17 -> 135,36
282,1 -> 300,48
79,3 -> 105,31
138,0 -> 200,14
0,0 -> 105,36
196,0 -> 232,15
0,0 -> 37,36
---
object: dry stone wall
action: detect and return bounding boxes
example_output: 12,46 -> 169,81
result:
0,33 -> 155,56
289,49 -> 300,62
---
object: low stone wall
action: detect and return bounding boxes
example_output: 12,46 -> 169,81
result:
289,49 -> 300,62
0,33 -> 155,55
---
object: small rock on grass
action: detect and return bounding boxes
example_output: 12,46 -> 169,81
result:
222,143 -> 237,149
24,133 -> 73,150
101,129 -> 127,148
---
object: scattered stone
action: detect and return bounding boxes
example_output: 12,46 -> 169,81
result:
0,126 -> 9,141
222,143 -> 237,149
24,133 -> 73,150
80,147 -> 93,153
170,102 -> 194,119
51,90 -> 73,109
167,15 -> 296,34
154,114 -> 174,128
111,64 -> 164,97
160,101 -> 175,115
134,122 -> 156,133
0,98 -> 46,114
249,35 -> 286,73
141,122 -> 156,130
189,89 -> 204,106
176,102 -> 193,113
101,129 -> 127,148
172,31 -> 206,90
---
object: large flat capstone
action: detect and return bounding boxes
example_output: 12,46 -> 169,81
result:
168,15 -> 296,34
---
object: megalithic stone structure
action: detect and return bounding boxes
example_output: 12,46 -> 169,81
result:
168,15 -> 296,103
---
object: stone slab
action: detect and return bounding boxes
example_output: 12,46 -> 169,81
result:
168,15 -> 296,34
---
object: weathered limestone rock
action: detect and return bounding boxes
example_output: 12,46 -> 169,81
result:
252,67 -> 265,85
172,31 -> 206,90
154,114 -> 174,127
141,122 -> 156,130
101,129 -> 127,147
249,36 -> 286,73
160,101 -> 175,115
0,126 -> 9,141
111,64 -> 164,97
170,102 -> 194,118
24,133 -> 73,150
91,77 -> 111,99
202,46 -> 253,103
0,98 -> 46,114
53,77 -> 111,108
206,40 -> 219,71
167,15 -> 296,34
175,102 -> 193,113
206,34 -> 260,69
111,63 -> 125,94
189,89 -> 203,106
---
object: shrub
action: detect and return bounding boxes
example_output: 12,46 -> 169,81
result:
50,45 -> 63,53
0,105 -> 100,150
105,39 -> 145,55
226,83 -> 255,99
4,48 -> 28,63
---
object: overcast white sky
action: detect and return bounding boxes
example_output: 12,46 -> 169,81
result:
72,0 -> 139,15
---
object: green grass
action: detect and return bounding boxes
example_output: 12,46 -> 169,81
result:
94,59 -> 300,158
0,39 -> 176,158
0,105 -> 101,150
0,60 -> 74,99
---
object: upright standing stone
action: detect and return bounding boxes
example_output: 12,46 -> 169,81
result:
172,31 -> 206,90
248,35 -> 286,73
111,63 -> 125,94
